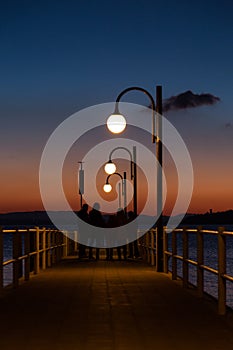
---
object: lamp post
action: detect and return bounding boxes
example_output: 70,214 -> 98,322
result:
104,146 -> 137,217
106,86 -> 163,272
78,161 -> 84,208
103,171 -> 127,213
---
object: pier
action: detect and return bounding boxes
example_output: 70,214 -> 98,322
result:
0,227 -> 233,349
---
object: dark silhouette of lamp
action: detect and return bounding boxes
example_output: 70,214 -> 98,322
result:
103,172 -> 127,213
104,146 -> 137,216
106,86 -> 163,272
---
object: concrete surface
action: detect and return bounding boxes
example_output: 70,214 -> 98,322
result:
0,259 -> 233,350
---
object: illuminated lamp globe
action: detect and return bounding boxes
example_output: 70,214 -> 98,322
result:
106,114 -> 126,134
104,162 -> 116,175
103,183 -> 112,193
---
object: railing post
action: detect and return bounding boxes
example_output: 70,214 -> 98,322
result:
197,226 -> 204,297
218,226 -> 226,315
137,230 -> 142,259
74,231 -> 78,255
29,230 -> 36,272
35,227 -> 40,274
18,231 -> 23,279
172,230 -> 177,280
63,232 -> 68,258
56,231 -> 60,263
52,230 -> 56,264
141,234 -> 145,261
183,228 -> 189,288
24,229 -> 30,281
146,231 -> 150,264
151,229 -> 155,266
0,227 -> 3,290
56,231 -> 60,262
54,231 -> 58,262
13,229 -> 20,288
66,231 -> 71,257
61,231 -> 64,260
68,232 -> 75,256
52,230 -> 55,263
47,230 -> 52,267
58,231 -> 62,261
42,227 -> 46,270
163,227 -> 168,273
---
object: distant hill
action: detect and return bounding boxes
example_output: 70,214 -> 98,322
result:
0,210 -> 232,227
0,211 -> 54,226
181,210 -> 233,225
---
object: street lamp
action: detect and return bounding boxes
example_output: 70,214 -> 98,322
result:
103,183 -> 112,193
106,86 -> 163,272
104,146 -> 137,216
78,161 -> 84,208
104,160 -> 116,175
106,108 -> 127,134
103,171 -> 127,213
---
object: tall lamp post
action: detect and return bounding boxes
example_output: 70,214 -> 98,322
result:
104,146 -> 137,217
78,161 -> 84,208
106,86 -> 163,272
103,171 -> 127,213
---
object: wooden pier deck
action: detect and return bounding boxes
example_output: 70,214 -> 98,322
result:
0,258 -> 233,350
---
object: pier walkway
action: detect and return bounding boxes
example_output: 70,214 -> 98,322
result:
0,258 -> 233,350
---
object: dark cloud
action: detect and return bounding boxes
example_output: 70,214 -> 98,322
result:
163,90 -> 220,112
225,122 -> 232,128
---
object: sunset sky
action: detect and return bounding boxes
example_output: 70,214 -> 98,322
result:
1,0 -> 233,215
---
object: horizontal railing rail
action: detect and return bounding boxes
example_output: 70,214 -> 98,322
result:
164,227 -> 233,315
0,227 -> 76,291
139,226 -> 233,315
1,225 -> 233,315
137,229 -> 156,266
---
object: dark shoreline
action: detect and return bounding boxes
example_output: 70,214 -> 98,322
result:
0,209 -> 233,227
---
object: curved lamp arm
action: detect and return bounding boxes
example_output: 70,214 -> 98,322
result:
109,146 -> 133,180
114,86 -> 156,143
106,172 -> 125,195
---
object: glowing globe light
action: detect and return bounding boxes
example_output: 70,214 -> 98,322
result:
106,114 -> 126,134
104,162 -> 116,175
103,183 -> 112,193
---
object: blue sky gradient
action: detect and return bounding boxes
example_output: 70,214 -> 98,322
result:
1,0 -> 233,212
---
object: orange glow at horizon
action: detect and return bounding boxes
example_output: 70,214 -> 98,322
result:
1,162 -> 232,215
1,125 -> 233,215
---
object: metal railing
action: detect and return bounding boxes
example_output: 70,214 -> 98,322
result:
139,226 -> 233,315
1,225 -> 233,315
0,227 -> 73,290
137,229 -> 156,266
165,227 -> 233,315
